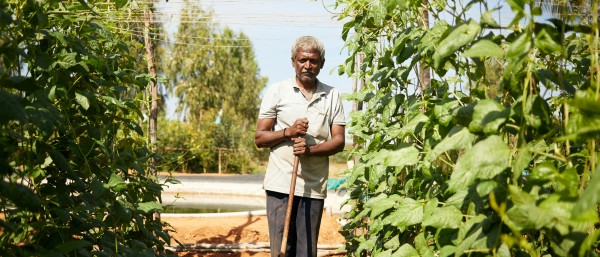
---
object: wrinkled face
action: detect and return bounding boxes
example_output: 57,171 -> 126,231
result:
292,49 -> 324,84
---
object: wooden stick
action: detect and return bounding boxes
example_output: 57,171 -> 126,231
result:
280,155 -> 300,257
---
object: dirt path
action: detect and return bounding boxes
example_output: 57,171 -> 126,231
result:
163,212 -> 346,257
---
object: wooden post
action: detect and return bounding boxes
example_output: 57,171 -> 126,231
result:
143,5 -> 159,220
418,0 -> 431,95
218,148 -> 222,174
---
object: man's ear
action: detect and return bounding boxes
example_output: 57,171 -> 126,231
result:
320,59 -> 325,68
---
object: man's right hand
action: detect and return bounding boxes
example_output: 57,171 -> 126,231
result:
288,117 -> 309,138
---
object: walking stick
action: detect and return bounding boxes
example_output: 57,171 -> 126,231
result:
279,155 -> 300,257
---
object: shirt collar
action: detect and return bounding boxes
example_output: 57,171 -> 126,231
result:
292,77 -> 325,96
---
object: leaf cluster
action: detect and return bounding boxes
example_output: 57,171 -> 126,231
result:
335,0 -> 600,256
0,0 -> 175,256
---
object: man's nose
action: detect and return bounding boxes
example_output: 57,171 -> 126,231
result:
303,62 -> 311,69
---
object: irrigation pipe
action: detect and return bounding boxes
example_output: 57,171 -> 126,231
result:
168,242 -> 345,256
161,209 -> 266,218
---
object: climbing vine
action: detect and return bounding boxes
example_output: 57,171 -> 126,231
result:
336,0 -> 600,256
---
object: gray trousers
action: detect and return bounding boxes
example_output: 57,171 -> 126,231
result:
266,190 -> 324,257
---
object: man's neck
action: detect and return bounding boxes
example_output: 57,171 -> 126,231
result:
296,77 -> 318,91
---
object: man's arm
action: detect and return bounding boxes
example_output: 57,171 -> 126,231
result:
293,124 -> 345,156
254,118 -> 285,148
255,118 -> 309,148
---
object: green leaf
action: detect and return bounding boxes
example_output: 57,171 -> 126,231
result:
385,198 -> 423,227
481,10 -> 500,28
572,165 -> 600,217
137,201 -> 163,214
508,185 -> 535,205
384,235 -> 400,250
529,161 -> 558,183
433,98 -> 460,126
463,39 -> 504,58
506,204 -> 552,230
579,228 -> 600,257
445,189 -> 468,209
55,52 -> 78,69
507,32 -> 531,59
75,91 -> 91,110
356,236 -> 376,255
561,112 -> 600,142
388,113 -> 429,139
448,136 -> 510,192
366,146 -> 419,168
475,180 -> 498,197
422,206 -> 462,229
394,244 -> 420,257
506,0 -> 526,12
535,24 -> 562,53
468,99 -> 507,134
428,126 -> 476,161
367,194 -> 400,218
107,173 -> 127,192
572,89 -> 600,115
433,19 -> 481,69
512,144 -> 533,181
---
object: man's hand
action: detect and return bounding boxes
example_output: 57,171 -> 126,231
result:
292,137 -> 310,156
288,117 -> 309,138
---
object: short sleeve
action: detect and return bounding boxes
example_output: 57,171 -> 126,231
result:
258,85 -> 278,119
331,90 -> 346,126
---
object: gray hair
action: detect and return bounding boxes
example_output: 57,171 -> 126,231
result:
291,36 -> 325,61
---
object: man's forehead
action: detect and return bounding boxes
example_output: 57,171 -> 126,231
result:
294,50 -> 321,59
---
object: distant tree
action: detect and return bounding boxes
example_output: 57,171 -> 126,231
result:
161,0 -> 267,173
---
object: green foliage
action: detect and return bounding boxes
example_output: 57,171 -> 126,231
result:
0,0 -> 174,256
159,0 -> 267,173
336,0 -> 599,256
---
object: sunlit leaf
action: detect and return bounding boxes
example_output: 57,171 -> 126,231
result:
572,165 -> 600,218
385,198 -> 423,227
448,136 -> 510,192
137,201 -> 163,214
422,206 -> 462,229
394,244 -> 420,257
428,126 -> 476,161
507,32 -> 531,59
75,91 -> 90,110
463,39 -> 504,58
107,173 -> 127,192
433,19 -> 481,69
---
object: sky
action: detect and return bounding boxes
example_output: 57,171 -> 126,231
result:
155,0 -> 355,120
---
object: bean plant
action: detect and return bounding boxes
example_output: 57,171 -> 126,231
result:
0,0 -> 174,256
336,0 -> 600,256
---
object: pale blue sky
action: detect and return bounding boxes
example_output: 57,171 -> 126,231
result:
156,0 -> 354,119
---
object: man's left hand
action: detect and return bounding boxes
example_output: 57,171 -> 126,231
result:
292,137 -> 311,156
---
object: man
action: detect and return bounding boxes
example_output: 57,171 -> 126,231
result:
255,36 -> 346,257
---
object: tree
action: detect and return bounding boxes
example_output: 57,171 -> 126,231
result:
161,0 -> 267,173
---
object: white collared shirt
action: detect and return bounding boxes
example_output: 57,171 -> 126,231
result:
258,77 -> 346,199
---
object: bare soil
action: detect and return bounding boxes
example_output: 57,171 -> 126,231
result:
164,212 -> 346,257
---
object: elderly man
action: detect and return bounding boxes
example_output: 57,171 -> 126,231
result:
254,36 -> 346,257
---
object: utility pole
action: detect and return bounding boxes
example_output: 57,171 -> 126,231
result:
143,4 -> 159,220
